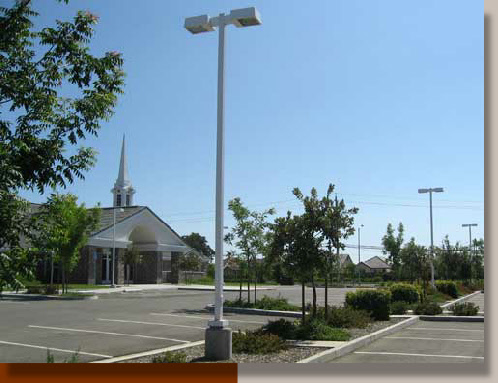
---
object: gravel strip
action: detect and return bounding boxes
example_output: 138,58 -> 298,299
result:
119,318 -> 405,363
119,344 -> 324,363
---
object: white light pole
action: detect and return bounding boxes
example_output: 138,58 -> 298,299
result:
184,7 -> 262,361
357,224 -> 363,286
462,223 -> 478,277
418,187 -> 444,287
112,207 -> 124,287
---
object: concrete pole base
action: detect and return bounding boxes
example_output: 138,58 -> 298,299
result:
205,327 -> 232,361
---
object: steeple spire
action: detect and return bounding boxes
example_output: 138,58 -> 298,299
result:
116,134 -> 130,187
111,134 -> 135,207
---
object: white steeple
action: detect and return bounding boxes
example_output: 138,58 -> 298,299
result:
111,134 -> 135,207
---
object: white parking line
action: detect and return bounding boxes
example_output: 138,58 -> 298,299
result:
97,318 -> 205,330
28,325 -> 189,343
385,336 -> 484,343
150,313 -> 266,325
354,351 -> 484,360
408,327 -> 484,332
0,301 -> 29,305
0,340 -> 112,358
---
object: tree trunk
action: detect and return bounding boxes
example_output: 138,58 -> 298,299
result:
254,261 -> 257,304
311,274 -> 317,318
126,264 -> 130,286
301,282 -> 306,324
247,262 -> 251,304
325,273 -> 328,320
50,253 -> 54,287
239,271 -> 242,302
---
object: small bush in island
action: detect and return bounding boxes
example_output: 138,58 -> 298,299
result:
151,351 -> 187,363
345,289 -> 391,321
389,283 -> 420,304
435,281 -> 458,298
316,306 -> 372,329
232,330 -> 288,354
451,302 -> 479,316
224,295 -> 299,311
390,301 -> 409,315
294,319 -> 351,341
261,318 -> 350,341
413,302 -> 443,315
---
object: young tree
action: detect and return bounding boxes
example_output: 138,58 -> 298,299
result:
320,185 -> 358,319
225,198 -> 275,304
178,250 -> 202,284
0,0 -> 124,289
400,237 -> 426,283
123,247 -> 142,286
181,233 -> 215,261
382,223 -> 404,279
31,194 -> 100,293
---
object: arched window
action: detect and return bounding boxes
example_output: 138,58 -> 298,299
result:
126,194 -> 130,206
116,194 -> 122,206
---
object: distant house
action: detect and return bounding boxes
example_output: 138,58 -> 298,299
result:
356,256 -> 391,274
339,253 -> 354,268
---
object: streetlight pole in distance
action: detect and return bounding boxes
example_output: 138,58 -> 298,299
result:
462,223 -> 478,275
357,224 -> 363,286
185,7 -> 262,361
418,187 -> 444,288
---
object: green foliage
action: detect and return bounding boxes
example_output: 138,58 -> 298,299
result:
435,280 -> 458,298
151,351 -> 187,363
225,198 -> 275,304
224,295 -> 300,311
181,233 -> 214,261
232,330 -> 288,354
46,348 -> 79,363
390,301 -> 409,315
345,289 -> 391,321
206,263 -> 215,279
0,0 -> 124,294
413,302 -> 443,315
382,223 -> 404,277
294,319 -> 351,341
451,302 -> 479,316
262,319 -> 297,339
31,194 -> 100,293
389,283 -> 420,304
316,306 -> 372,329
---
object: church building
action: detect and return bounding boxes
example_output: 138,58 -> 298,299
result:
36,135 -> 206,285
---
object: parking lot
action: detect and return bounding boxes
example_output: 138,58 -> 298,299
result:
0,287 -> 300,363
328,301 -> 485,364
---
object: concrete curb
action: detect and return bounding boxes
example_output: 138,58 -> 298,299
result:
91,340 -> 205,363
298,316 -> 419,363
419,315 -> 484,322
441,290 -> 482,309
0,292 -> 98,301
179,286 -> 275,292
206,304 -> 302,318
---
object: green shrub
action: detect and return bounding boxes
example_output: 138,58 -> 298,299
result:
389,283 -> 420,304
451,302 -> 479,316
435,281 -> 458,298
317,306 -> 372,329
232,330 -> 288,354
294,319 -> 350,341
151,351 -> 187,363
26,285 -> 43,294
44,285 -> 59,295
262,319 -> 296,339
414,302 -> 443,315
390,301 -> 409,315
224,295 -> 300,311
345,289 -> 391,321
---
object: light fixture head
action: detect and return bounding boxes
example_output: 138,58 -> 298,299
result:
433,187 -> 444,193
184,15 -> 215,34
418,188 -> 429,194
230,7 -> 262,27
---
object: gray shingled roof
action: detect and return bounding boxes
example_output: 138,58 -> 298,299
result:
363,256 -> 390,269
93,206 -> 145,234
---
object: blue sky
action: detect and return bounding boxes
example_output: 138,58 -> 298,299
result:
15,0 -> 483,261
